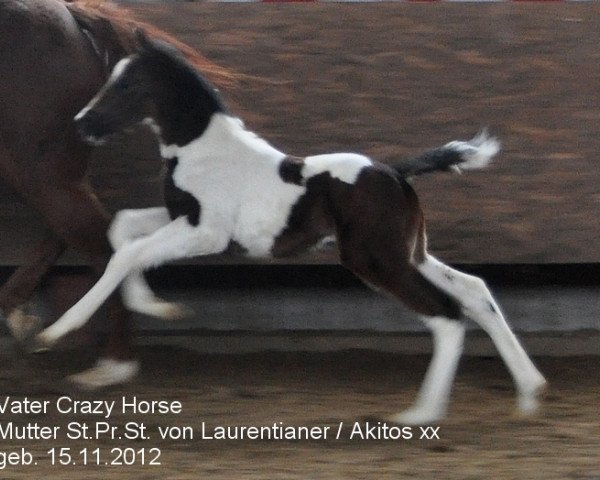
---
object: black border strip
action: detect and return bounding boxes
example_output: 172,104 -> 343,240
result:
1,263 -> 599,289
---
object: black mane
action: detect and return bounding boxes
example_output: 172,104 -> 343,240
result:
139,36 -> 228,146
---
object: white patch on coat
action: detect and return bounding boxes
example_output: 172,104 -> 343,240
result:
159,113 -> 305,257
158,114 -> 377,257
6,308 -> 43,342
80,28 -> 102,58
142,118 -> 161,135
312,235 -> 337,251
74,58 -> 132,122
302,153 -> 372,184
108,57 -> 132,84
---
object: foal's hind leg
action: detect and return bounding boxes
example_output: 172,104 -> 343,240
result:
390,316 -> 466,424
108,207 -> 193,319
343,252 -> 467,424
418,255 -> 547,415
0,230 -> 66,341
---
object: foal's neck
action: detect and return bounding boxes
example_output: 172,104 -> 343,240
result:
146,55 -> 283,163
150,62 -> 227,147
158,113 -> 285,163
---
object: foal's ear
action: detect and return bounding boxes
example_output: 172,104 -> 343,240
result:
135,29 -> 154,53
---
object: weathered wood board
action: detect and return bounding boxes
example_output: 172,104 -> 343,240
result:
1,3 -> 598,264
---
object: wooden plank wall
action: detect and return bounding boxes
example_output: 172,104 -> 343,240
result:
0,3 -> 598,265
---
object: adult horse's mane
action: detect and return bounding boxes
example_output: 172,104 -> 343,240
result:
65,0 -> 236,86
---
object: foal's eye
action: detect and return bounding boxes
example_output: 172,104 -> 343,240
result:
116,80 -> 130,91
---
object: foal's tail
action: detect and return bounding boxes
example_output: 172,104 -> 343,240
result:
394,131 -> 500,179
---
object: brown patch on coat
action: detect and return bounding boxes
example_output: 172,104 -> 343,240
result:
278,155 -> 305,186
273,163 -> 461,319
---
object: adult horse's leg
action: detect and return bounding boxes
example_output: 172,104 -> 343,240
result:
0,230 -> 66,341
0,0 -> 138,388
2,123 -> 139,387
31,179 -> 139,389
0,144 -> 67,341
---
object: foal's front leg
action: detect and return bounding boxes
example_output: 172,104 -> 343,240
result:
109,207 -> 193,319
37,217 -> 229,347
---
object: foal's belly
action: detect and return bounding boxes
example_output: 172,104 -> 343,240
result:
231,184 -> 307,258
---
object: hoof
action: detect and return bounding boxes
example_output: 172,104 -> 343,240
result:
6,309 -> 44,343
157,301 -> 194,321
67,358 -> 140,391
385,407 -> 445,426
517,378 -> 548,417
131,299 -> 194,320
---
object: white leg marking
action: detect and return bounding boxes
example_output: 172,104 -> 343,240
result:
109,208 -> 192,319
121,272 -> 194,320
108,207 -> 171,249
38,218 -> 229,346
389,317 -> 465,425
74,58 -> 132,121
67,358 -> 140,390
419,255 -> 547,415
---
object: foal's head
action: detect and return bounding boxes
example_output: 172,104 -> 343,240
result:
75,30 -> 226,146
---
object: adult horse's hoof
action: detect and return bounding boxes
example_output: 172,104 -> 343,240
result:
67,358 -> 140,390
5,308 -> 44,343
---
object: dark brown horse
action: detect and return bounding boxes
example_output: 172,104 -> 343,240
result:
0,0 -> 231,388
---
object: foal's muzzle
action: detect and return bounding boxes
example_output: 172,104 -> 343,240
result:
74,109 -> 109,144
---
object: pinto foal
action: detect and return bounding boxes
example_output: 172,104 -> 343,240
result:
38,32 -> 546,424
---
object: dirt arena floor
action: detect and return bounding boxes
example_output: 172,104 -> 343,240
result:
0,346 -> 598,479
0,3 -> 599,479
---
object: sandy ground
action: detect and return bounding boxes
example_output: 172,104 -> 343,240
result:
0,347 -> 598,479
